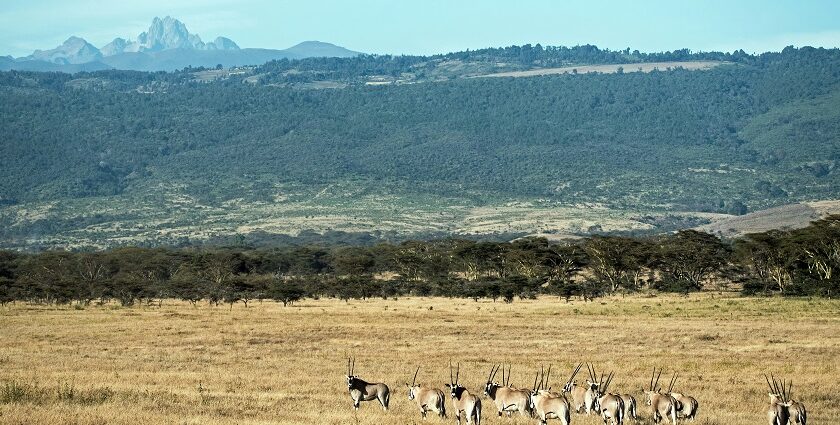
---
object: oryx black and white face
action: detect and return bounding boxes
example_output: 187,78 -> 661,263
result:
347,375 -> 357,388
406,385 -> 417,400
446,383 -> 464,399
483,380 -> 498,396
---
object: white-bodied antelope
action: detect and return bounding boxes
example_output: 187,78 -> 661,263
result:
445,362 -> 482,425
765,374 -> 790,425
346,357 -> 390,411
782,379 -> 807,425
406,366 -> 447,420
530,365 -> 572,425
664,373 -> 699,421
483,364 -> 532,417
766,375 -> 806,425
565,377 -> 594,413
643,367 -> 677,425
578,363 -> 602,415
619,394 -> 638,423
592,371 -> 624,425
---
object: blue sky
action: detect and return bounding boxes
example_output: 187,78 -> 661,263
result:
2,0 -> 840,57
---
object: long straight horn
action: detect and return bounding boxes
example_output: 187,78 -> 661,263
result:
488,364 -> 498,382
413,366 -> 420,386
650,368 -> 656,391
347,357 -> 351,376
545,364 -> 552,389
456,362 -> 460,385
535,367 -> 542,391
654,368 -> 662,392
770,373 -> 779,395
764,374 -> 775,393
588,363 -> 596,382
451,361 -> 454,385
603,372 -> 614,393
568,362 -> 582,386
668,372 -> 677,393
787,380 -> 792,401
501,364 -> 506,386
351,357 -> 355,376
507,364 -> 512,386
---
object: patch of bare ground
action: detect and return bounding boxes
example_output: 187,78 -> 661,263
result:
476,61 -> 727,78
697,200 -> 840,238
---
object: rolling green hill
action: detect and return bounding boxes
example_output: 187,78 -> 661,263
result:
0,45 -> 838,249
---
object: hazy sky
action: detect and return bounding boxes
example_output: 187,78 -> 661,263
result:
2,0 -> 840,57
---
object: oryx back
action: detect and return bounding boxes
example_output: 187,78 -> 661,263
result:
788,400 -> 806,425
766,398 -> 789,425
620,394 -> 637,421
645,392 -> 677,425
598,393 -> 625,425
408,386 -> 446,419
532,391 -> 571,425
670,392 -> 698,420
448,385 -> 481,425
568,383 -> 590,413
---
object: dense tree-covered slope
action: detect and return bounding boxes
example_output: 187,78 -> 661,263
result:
0,45 -> 838,248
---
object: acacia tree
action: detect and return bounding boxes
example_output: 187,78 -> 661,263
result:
655,230 -> 729,291
734,230 -> 797,294
584,236 -> 650,292
270,277 -> 305,307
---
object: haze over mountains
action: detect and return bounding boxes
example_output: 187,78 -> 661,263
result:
1,16 -> 360,72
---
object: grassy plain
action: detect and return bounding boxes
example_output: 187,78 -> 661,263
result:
1,295 -> 839,424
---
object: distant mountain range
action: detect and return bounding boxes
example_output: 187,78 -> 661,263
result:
0,16 -> 360,72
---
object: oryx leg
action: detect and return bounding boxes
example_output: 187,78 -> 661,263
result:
378,391 -> 389,411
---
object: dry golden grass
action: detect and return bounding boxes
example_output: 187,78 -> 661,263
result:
1,295 -> 839,424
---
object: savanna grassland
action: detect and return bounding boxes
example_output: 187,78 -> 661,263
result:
1,295 -> 839,424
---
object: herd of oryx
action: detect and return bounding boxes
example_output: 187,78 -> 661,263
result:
346,358 -> 808,425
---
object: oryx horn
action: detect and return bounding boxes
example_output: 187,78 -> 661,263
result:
488,364 -> 499,383
654,367 -> 662,392
412,366 -> 420,386
545,364 -> 552,389
667,372 -> 677,393
566,362 -> 582,388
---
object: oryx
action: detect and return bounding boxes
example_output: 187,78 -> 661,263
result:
592,371 -> 624,425
782,379 -> 807,425
643,367 -> 677,425
766,375 -> 806,425
445,362 -> 481,425
530,365 -> 572,425
619,394 -> 638,423
346,357 -> 390,411
665,373 -> 699,421
483,364 -> 531,417
406,366 -> 446,420
765,374 -> 790,425
579,363 -> 603,414
564,363 -> 593,414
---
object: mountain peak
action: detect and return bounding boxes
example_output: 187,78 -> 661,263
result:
25,36 -> 101,64
284,40 -> 360,58
100,16 -> 239,56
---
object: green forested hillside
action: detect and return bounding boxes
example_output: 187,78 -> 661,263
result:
0,46 -> 838,248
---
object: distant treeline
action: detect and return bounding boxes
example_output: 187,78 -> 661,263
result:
0,217 -> 836,306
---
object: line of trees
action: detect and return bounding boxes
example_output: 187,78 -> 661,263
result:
0,217 -> 837,307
